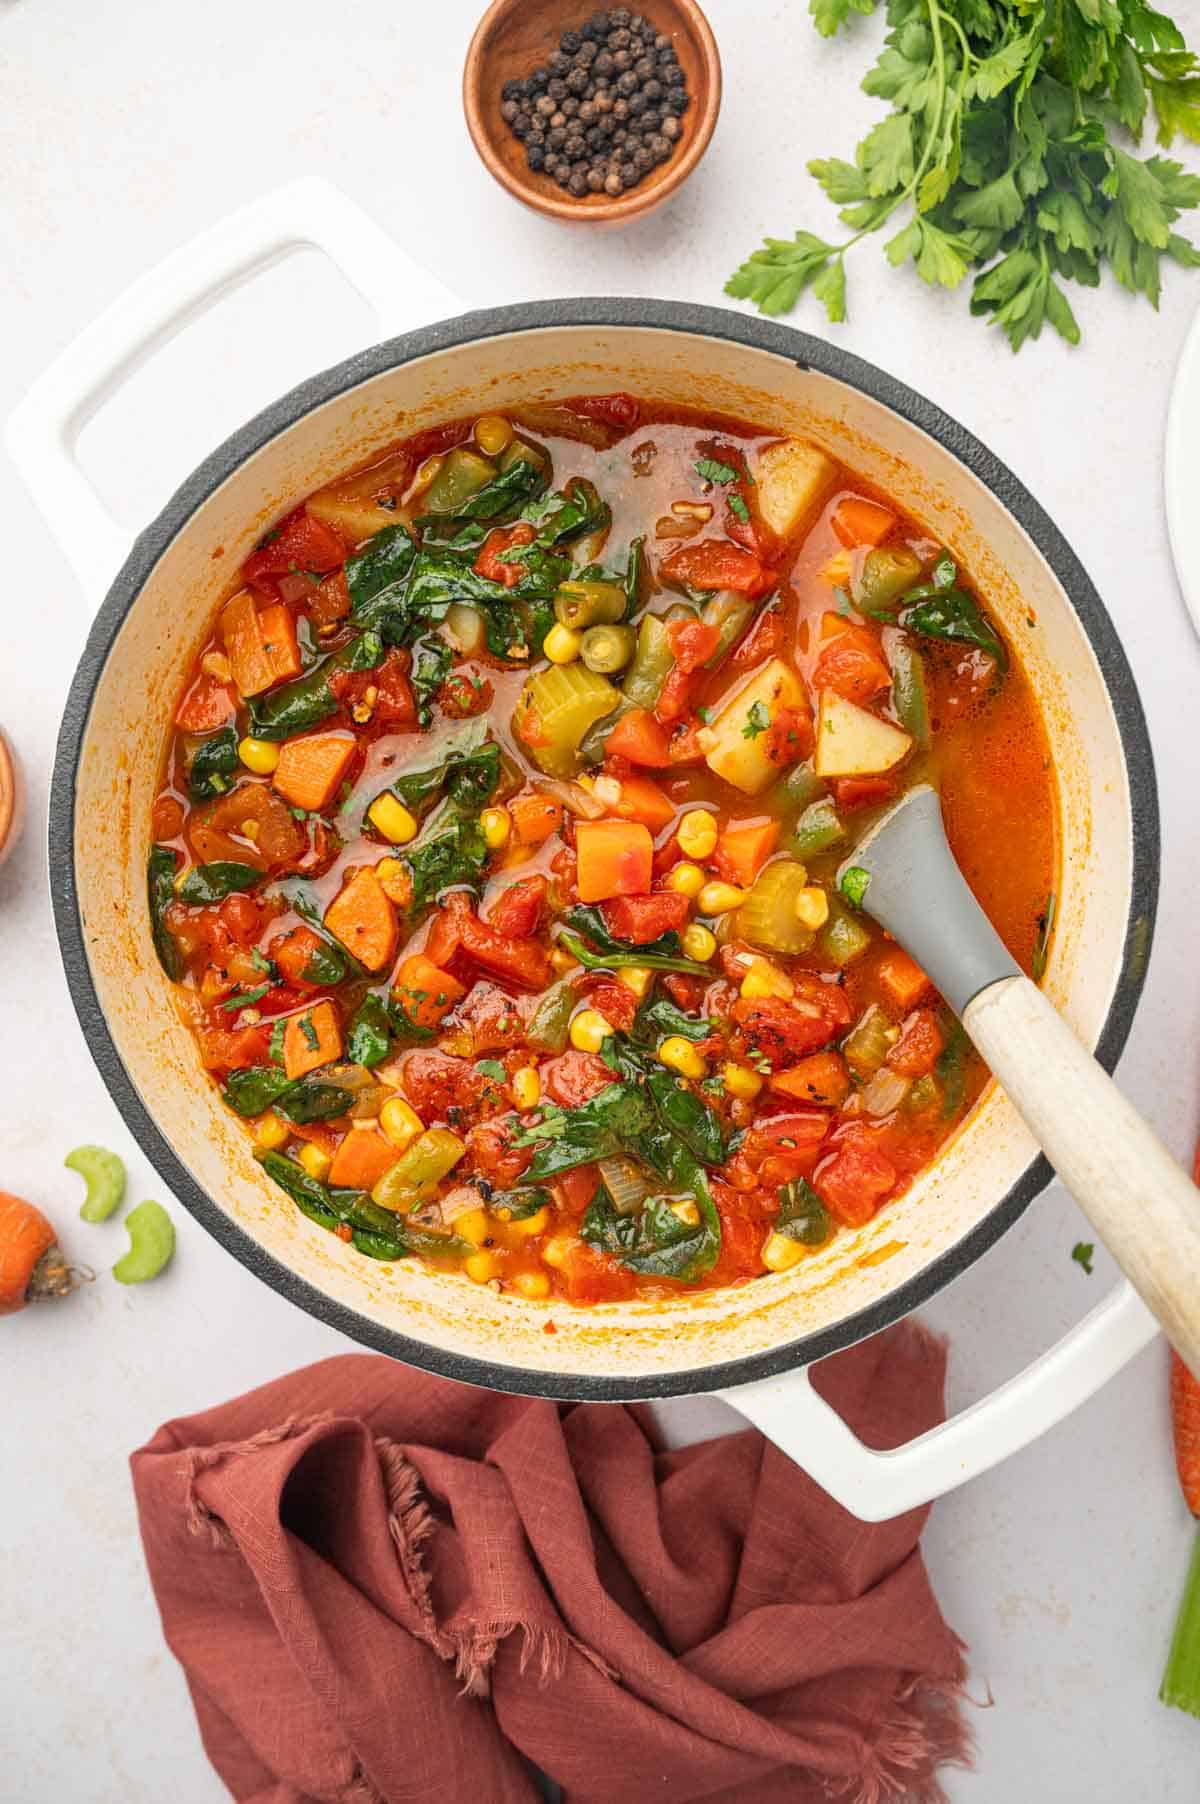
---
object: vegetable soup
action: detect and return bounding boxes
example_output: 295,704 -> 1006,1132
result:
148,393 -> 1056,1304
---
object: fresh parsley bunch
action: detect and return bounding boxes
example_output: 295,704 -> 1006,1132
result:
726,0 -> 1200,350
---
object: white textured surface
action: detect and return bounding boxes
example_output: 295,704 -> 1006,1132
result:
2,1 -> 1200,1798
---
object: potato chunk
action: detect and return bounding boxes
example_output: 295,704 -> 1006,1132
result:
814,690 -> 912,778
703,658 -> 808,795
754,438 -> 838,541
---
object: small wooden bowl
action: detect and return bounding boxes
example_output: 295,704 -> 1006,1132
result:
0,730 -> 21,869
464,0 -> 721,225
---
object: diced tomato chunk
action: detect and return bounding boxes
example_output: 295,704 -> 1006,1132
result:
665,618 -> 721,673
601,890 -> 689,944
474,521 -> 535,587
659,539 -> 776,599
403,1050 -> 507,1125
542,1050 -> 614,1107
815,1124 -> 898,1226
831,776 -> 896,811
431,892 -> 552,990
581,978 -> 639,1034
731,604 -> 786,669
812,625 -> 892,704
886,1007 -> 945,1078
241,507 -> 347,590
653,666 -> 694,726
464,1113 -> 534,1186
763,706 -> 814,768
176,671 -> 236,733
487,875 -> 549,939
563,391 -> 639,430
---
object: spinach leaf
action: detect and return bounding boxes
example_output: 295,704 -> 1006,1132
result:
647,1070 -> 725,1167
222,1065 -> 296,1117
247,632 -> 384,739
218,983 -> 272,1013
901,589 -> 1008,671
559,906 -> 712,977
256,1150 -> 473,1259
625,535 -> 645,615
520,477 -> 611,546
403,803 -> 489,914
346,993 -> 394,1068
345,524 -> 418,632
187,726 -> 239,800
776,1177 -> 831,1246
488,1184 -> 552,1220
147,845 -> 183,979
935,1014 -> 970,1119
274,1079 -> 355,1124
409,634 -> 453,725
177,861 -> 262,904
302,939 -> 348,986
448,456 -> 548,521
524,1082 -> 654,1179
638,998 -> 716,1044
581,1164 -> 721,1281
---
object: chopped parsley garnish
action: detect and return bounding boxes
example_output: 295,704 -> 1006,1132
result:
840,865 -> 871,909
697,705 -> 714,725
742,700 -> 771,740
300,1014 -> 320,1052
219,983 -> 271,1014
694,457 -> 740,486
1071,1241 -> 1095,1276
728,494 -> 751,524
475,1059 -> 507,1082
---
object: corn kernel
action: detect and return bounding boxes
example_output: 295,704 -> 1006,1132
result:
740,956 -> 794,1002
670,1200 -> 701,1227
240,819 -> 260,841
658,1035 -> 708,1080
454,1207 -> 491,1247
201,650 -> 233,683
298,1142 -> 332,1182
677,809 -> 719,860
681,923 -> 717,962
795,886 -> 830,930
698,880 -> 747,916
593,774 -> 623,807
723,1061 -> 764,1101
367,794 -> 418,845
375,857 -> 411,905
379,1096 -> 423,1149
507,1205 -> 550,1239
667,861 -> 707,899
238,736 -> 280,775
254,1111 -> 289,1150
549,946 -> 580,976
464,1250 -> 500,1284
541,1234 -> 572,1269
762,1230 -> 806,1273
513,1270 -> 552,1300
569,1008 -> 612,1053
544,622 -> 582,665
510,1066 -> 541,1111
474,413 -> 514,456
480,805 -> 511,850
615,965 -> 654,998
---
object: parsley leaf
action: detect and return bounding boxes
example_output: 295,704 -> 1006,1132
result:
742,700 -> 771,739
1072,1240 -> 1095,1275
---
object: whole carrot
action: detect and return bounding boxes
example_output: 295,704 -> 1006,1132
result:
1160,1141 -> 1200,1715
0,1190 -> 80,1315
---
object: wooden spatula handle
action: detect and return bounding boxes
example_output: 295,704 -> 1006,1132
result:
965,975 -> 1200,1373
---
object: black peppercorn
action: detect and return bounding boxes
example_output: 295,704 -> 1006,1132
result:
604,170 -> 624,195
633,144 -> 654,172
555,163 -> 573,187
612,96 -> 630,119
550,109 -> 566,128
579,100 -> 596,122
627,92 -> 647,115
564,134 -> 585,159
561,29 -> 581,52
608,27 -> 632,50
610,6 -> 631,23
613,125 -> 628,144
567,169 -> 587,195
535,92 -> 556,116
594,90 -> 613,112
632,15 -> 654,39
587,166 -> 606,191
642,77 -> 662,101
649,132 -> 670,161
634,54 -> 654,78
566,65 -> 588,93
527,146 -> 546,171
654,32 -> 670,51
616,69 -> 638,95
502,78 -> 522,101
527,125 -> 546,147
511,116 -> 530,140
594,49 -> 614,75
577,38 -> 598,63
562,96 -> 580,117
501,98 -> 519,123
546,126 -> 567,149
548,77 -> 566,100
585,123 -> 604,147
549,50 -> 570,75
641,110 -> 661,132
619,159 -> 637,184
583,11 -> 609,38
612,49 -> 632,72
661,114 -> 681,141
532,65 -> 549,85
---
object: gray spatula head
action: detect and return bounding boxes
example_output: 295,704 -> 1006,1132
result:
836,784 -> 1020,1017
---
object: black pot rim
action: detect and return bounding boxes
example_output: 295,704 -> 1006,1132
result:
49,297 -> 1159,1403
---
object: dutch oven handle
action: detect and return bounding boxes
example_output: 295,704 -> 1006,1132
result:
7,182 -> 1163,1522
719,1277 -> 1157,1521
5,177 -> 461,607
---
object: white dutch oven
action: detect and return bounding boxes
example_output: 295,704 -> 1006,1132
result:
7,181 -> 1162,1521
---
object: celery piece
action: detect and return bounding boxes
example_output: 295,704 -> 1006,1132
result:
820,907 -> 872,968
422,447 -> 495,515
516,662 -> 620,778
1161,1527 -> 1200,1718
791,797 -> 846,857
773,760 -> 826,815
843,1004 -> 894,1078
736,861 -> 815,957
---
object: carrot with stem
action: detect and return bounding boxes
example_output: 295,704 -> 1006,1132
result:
1160,1136 -> 1200,1716
0,1191 -> 86,1315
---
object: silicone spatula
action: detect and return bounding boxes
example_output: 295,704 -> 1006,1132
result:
839,783 -> 1200,1371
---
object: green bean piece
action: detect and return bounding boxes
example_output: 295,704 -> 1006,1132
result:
112,1201 -> 176,1284
65,1144 -> 127,1223
621,614 -> 674,709
852,546 -> 924,617
791,797 -> 846,857
421,447 -> 495,515
700,590 -> 756,665
554,579 -> 627,632
526,976 -> 579,1052
885,630 -> 931,749
773,760 -> 826,814
580,623 -> 637,675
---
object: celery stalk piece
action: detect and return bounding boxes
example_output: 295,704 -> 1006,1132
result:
1161,1526 -> 1200,1717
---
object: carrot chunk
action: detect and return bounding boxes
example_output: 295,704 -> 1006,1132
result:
328,1126 -> 400,1190
283,1000 -> 343,1080
713,820 -> 780,889
831,496 -> 897,548
769,1051 -> 852,1107
221,590 -> 302,697
393,953 -> 467,1031
606,708 -> 673,767
272,732 -> 356,813
607,773 -> 676,832
324,867 -> 398,973
510,794 -> 564,846
876,947 -> 932,1012
575,820 -> 653,903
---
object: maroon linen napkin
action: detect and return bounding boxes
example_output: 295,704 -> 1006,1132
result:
131,1322 -> 968,1803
